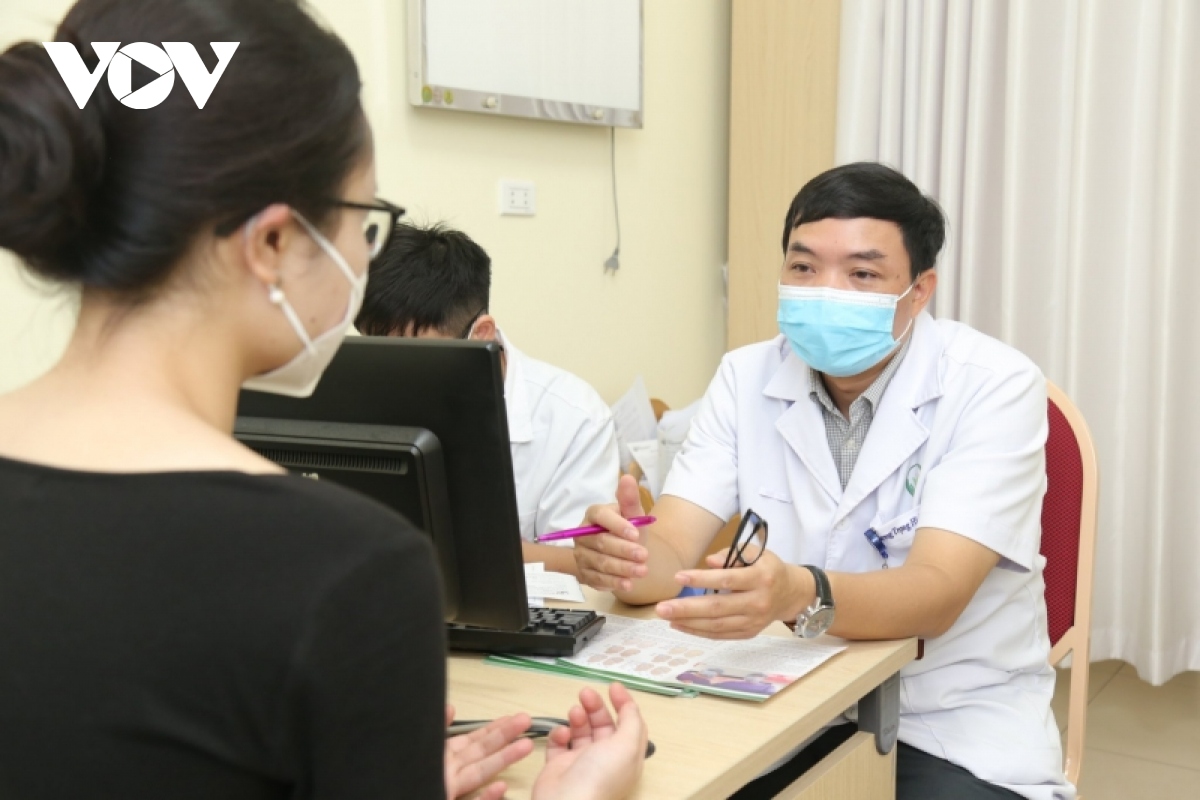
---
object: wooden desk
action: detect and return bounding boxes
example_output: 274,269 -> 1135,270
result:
449,592 -> 916,799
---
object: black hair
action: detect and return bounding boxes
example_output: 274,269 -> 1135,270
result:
0,0 -> 366,300
355,222 -> 491,337
781,162 -> 946,279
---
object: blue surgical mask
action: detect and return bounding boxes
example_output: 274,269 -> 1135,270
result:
777,283 -> 915,377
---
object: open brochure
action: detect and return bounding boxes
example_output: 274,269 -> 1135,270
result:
486,614 -> 846,702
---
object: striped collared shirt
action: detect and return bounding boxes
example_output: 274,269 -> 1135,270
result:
808,337 -> 911,489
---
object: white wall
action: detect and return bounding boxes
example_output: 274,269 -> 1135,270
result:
0,0 -> 731,405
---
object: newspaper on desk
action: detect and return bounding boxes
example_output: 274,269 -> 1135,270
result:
487,613 -> 846,702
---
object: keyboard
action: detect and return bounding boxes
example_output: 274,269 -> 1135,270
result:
446,607 -> 606,657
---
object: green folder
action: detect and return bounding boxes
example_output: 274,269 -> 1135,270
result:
484,654 -> 698,698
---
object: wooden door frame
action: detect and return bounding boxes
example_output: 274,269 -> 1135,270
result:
727,0 -> 842,350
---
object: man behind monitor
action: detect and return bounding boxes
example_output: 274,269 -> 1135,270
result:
356,222 -> 619,576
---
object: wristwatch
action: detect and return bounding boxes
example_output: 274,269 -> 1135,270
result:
795,565 -> 835,638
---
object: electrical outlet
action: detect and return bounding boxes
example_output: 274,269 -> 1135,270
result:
499,180 -> 536,216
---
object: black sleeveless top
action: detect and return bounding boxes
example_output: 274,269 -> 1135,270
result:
0,456 -> 446,799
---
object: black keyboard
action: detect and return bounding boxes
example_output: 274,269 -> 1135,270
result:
446,608 -> 606,657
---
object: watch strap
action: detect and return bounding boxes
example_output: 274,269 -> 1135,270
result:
804,565 -> 833,608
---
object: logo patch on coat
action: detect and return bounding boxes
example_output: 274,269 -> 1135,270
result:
905,464 -> 921,495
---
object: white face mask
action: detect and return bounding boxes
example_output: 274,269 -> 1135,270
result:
242,211 -> 367,398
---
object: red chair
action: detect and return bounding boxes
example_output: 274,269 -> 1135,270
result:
1040,381 -> 1100,791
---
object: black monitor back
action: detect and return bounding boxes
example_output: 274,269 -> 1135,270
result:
236,337 -> 528,631
233,419 -> 460,618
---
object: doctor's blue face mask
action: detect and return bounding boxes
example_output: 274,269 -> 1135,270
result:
777,282 -> 915,377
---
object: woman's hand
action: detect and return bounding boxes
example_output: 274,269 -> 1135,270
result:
444,704 -> 535,800
532,684 -> 648,800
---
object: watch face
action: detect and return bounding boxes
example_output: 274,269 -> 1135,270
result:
800,606 -> 835,638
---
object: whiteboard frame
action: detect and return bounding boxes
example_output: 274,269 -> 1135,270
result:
407,0 -> 644,129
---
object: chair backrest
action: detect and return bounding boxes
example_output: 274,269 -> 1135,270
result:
1039,381 -> 1099,788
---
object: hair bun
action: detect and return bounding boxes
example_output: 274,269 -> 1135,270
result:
0,41 -> 105,277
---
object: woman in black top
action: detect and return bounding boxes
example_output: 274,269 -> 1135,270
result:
0,2 -> 646,799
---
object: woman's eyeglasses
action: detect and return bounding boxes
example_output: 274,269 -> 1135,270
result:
331,198 -> 405,260
706,509 -> 769,595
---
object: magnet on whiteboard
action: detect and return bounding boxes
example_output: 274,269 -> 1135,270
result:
483,96 -> 498,109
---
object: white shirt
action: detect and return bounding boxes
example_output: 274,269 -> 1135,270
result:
662,312 -> 1072,800
500,331 -> 619,541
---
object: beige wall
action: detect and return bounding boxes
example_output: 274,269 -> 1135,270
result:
0,3 -> 78,393
0,0 -> 731,405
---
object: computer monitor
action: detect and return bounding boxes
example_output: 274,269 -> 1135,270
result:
234,337 -> 529,631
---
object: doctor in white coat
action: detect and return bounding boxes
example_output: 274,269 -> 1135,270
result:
576,164 -> 1071,800
355,221 -> 618,576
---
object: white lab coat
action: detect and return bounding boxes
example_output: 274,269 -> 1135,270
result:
663,312 -> 1073,800
500,331 -> 619,541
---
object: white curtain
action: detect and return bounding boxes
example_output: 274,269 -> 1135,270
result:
836,0 -> 1200,685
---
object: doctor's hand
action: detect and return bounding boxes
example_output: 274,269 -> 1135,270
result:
653,547 -> 810,640
574,475 -> 650,593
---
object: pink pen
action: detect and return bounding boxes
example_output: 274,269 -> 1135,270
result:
535,515 -> 657,543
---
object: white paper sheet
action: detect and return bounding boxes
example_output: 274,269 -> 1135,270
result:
523,562 -> 586,604
626,438 -> 662,497
610,376 -> 658,472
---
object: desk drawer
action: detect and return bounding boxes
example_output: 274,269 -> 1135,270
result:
776,731 -> 895,800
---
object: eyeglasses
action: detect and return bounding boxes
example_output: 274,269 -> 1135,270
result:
331,198 -> 405,260
447,717 -> 568,739
706,509 -> 769,595
447,717 -> 657,758
459,307 -> 487,339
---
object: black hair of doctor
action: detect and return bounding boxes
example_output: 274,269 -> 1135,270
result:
782,162 -> 946,279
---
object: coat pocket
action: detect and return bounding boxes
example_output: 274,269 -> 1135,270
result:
757,486 -> 793,504
874,505 -> 921,552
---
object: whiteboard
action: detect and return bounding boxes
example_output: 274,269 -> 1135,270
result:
408,0 -> 643,128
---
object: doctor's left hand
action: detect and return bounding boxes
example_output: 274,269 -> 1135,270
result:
653,547 -> 809,640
